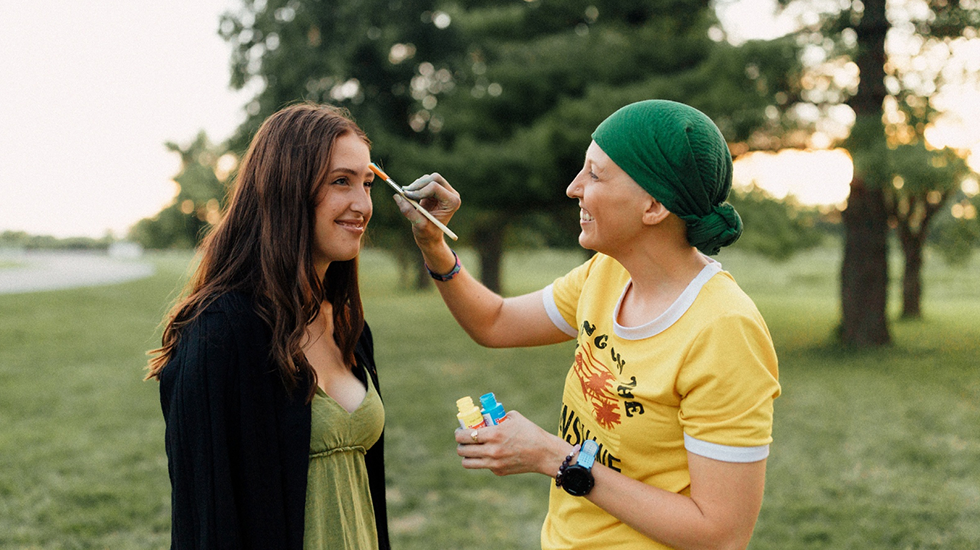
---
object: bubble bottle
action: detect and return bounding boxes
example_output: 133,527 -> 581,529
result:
479,392 -> 508,425
456,396 -> 487,429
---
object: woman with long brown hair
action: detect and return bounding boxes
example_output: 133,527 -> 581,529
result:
146,103 -> 389,549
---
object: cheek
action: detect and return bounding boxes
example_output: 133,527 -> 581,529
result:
313,202 -> 337,233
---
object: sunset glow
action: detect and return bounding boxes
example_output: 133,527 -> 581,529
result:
733,149 -> 854,206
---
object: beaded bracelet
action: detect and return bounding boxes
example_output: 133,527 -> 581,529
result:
554,444 -> 581,487
425,249 -> 462,282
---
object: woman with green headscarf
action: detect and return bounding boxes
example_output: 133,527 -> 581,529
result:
396,100 -> 780,550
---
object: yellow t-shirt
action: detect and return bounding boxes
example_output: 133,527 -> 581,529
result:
540,254 -> 780,550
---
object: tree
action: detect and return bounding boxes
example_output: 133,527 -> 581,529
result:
835,0 -> 893,346
129,132 -> 231,249
0,230 -> 114,251
886,143 -> 970,318
727,184 -> 825,260
219,0 -> 807,292
930,188 -> 980,266
777,0 -> 980,345
219,0 -> 464,289
404,1 -> 809,291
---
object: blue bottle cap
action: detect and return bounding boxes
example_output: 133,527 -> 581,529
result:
479,392 -> 499,411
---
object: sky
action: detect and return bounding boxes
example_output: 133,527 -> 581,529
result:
1,0 -> 839,239
0,0 -> 248,238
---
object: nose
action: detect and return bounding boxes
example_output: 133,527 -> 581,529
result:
567,168 -> 585,199
352,183 -> 373,218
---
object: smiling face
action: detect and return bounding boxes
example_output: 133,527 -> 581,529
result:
311,132 -> 374,276
566,140 -> 653,256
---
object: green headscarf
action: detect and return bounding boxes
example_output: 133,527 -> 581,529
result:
591,100 -> 742,255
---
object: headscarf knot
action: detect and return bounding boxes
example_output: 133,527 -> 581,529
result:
686,203 -> 742,256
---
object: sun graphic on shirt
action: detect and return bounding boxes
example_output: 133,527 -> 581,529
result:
572,343 -> 622,429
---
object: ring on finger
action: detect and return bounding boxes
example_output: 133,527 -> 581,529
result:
470,430 -> 479,443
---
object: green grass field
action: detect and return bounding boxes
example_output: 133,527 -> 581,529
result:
1,245 -> 978,549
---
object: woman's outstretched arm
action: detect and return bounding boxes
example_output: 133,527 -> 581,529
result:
394,173 -> 571,349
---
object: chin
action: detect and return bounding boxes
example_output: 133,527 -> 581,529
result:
577,236 -> 604,256
319,246 -> 363,266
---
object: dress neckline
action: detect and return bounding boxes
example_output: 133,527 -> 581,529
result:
313,365 -> 373,415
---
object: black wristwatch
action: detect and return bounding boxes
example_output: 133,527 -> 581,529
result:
556,439 -> 599,496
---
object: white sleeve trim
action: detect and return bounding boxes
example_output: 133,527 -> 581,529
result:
542,284 -> 578,337
684,433 -> 770,463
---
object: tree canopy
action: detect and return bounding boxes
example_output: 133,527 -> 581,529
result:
216,0 -> 811,290
128,133 -> 229,249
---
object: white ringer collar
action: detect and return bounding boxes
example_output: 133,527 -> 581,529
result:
612,260 -> 722,340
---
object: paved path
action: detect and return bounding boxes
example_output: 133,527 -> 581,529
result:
0,251 -> 155,295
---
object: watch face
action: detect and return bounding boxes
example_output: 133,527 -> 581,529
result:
561,465 -> 595,496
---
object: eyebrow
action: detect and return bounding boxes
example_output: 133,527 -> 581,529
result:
329,166 -> 374,178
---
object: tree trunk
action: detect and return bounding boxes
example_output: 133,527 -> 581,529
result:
895,191 -> 948,319
390,234 -> 431,291
413,260 -> 431,291
840,181 -> 891,346
473,216 -> 507,294
840,0 -> 890,347
475,232 -> 504,294
900,230 -> 923,319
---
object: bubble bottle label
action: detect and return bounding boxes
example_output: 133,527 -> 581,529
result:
456,396 -> 487,429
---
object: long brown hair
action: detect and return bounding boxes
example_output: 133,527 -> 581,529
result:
146,103 -> 370,402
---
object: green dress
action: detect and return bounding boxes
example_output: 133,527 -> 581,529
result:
304,369 -> 385,549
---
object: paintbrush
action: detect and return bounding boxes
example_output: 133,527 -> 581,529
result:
369,162 -> 459,241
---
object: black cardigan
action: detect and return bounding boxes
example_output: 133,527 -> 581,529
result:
159,292 -> 390,549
